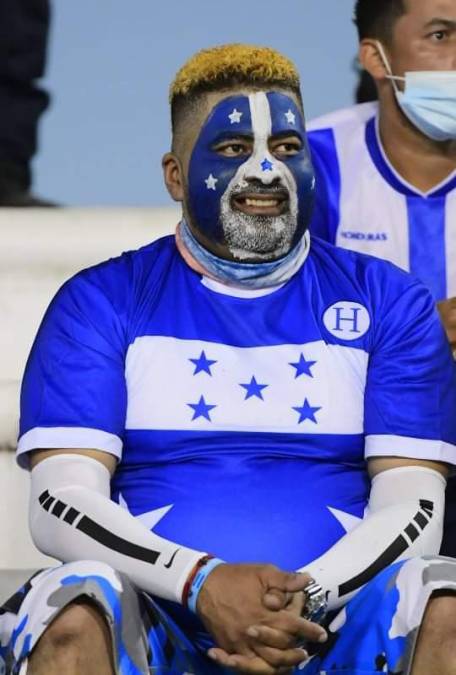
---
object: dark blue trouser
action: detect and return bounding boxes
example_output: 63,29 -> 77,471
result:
441,475 -> 456,557
0,0 -> 50,186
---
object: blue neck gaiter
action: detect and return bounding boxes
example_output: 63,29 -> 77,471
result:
179,219 -> 310,289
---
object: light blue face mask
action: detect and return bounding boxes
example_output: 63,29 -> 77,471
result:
377,41 -> 456,142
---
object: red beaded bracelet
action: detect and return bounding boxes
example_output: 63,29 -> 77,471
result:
181,554 -> 214,608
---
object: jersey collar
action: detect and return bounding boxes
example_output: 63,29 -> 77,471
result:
365,115 -> 456,199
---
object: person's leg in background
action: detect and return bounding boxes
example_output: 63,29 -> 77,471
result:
440,475 -> 456,558
0,0 -> 55,206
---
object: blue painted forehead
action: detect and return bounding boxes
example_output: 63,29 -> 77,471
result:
196,91 -> 305,142
267,92 -> 306,137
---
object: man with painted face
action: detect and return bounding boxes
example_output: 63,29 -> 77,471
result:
176,85 -> 314,277
1,44 -> 456,675
308,0 -> 456,353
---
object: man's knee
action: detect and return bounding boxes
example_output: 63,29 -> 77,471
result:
28,598 -> 116,675
38,598 -> 111,651
420,593 -> 456,661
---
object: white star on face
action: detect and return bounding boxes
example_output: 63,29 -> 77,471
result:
205,173 -> 218,190
229,108 -> 243,124
285,109 -> 296,125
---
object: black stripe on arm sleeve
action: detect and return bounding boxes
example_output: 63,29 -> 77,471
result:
405,523 -> 419,542
338,535 -> 409,597
420,500 -> 434,515
414,512 -> 429,530
63,507 -> 80,524
38,490 -> 50,505
338,503 -> 433,599
76,516 -> 161,565
51,500 -> 66,517
42,496 -> 55,512
39,489 -> 162,566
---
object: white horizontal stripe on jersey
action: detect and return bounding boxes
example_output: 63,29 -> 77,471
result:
17,427 -> 123,468
125,336 -> 368,435
365,434 -> 456,465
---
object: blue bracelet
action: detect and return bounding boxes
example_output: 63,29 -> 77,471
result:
187,558 -> 225,614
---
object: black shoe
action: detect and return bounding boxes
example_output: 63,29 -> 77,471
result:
0,189 -> 57,207
0,161 -> 58,207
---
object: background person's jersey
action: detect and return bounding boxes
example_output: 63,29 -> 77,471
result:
18,236 -> 456,571
307,102 -> 456,302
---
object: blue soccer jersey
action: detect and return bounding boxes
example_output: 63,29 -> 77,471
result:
307,102 -> 456,302
17,235 -> 456,571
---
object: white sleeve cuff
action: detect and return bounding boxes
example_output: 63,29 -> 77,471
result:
17,427 -> 123,468
365,434 -> 456,465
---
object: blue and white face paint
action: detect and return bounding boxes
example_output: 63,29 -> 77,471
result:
187,91 -> 315,261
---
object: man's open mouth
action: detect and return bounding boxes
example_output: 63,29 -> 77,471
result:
231,191 -> 289,217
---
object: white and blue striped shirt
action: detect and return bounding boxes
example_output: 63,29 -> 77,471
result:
308,102 -> 456,301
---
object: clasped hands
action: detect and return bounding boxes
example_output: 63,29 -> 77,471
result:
196,563 -> 328,674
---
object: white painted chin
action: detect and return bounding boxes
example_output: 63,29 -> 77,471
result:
220,206 -> 298,262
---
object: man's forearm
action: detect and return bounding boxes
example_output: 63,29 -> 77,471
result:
30,454 -> 206,603
30,453 -> 325,671
299,467 -> 445,610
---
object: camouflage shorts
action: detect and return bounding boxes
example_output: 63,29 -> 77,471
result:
1,556 -> 456,675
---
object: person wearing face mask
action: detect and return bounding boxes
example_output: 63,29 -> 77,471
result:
307,0 -> 456,355
1,44 -> 456,675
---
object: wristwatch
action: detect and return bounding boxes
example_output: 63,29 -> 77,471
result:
301,579 -> 327,624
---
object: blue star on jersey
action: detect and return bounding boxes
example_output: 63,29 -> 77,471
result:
188,395 -> 217,421
293,398 -> 322,424
289,353 -> 317,378
189,351 -> 217,376
240,376 -> 268,400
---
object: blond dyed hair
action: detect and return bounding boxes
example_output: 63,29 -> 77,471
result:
170,43 -> 300,104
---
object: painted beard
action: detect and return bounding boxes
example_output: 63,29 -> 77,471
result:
220,184 -> 298,261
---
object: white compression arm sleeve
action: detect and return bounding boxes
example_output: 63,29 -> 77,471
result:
301,466 -> 446,611
29,454 -> 207,603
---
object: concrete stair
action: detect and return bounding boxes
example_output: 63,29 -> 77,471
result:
0,207 -> 178,573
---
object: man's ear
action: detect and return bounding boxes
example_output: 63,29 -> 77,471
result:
359,39 -> 389,82
162,152 -> 184,202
